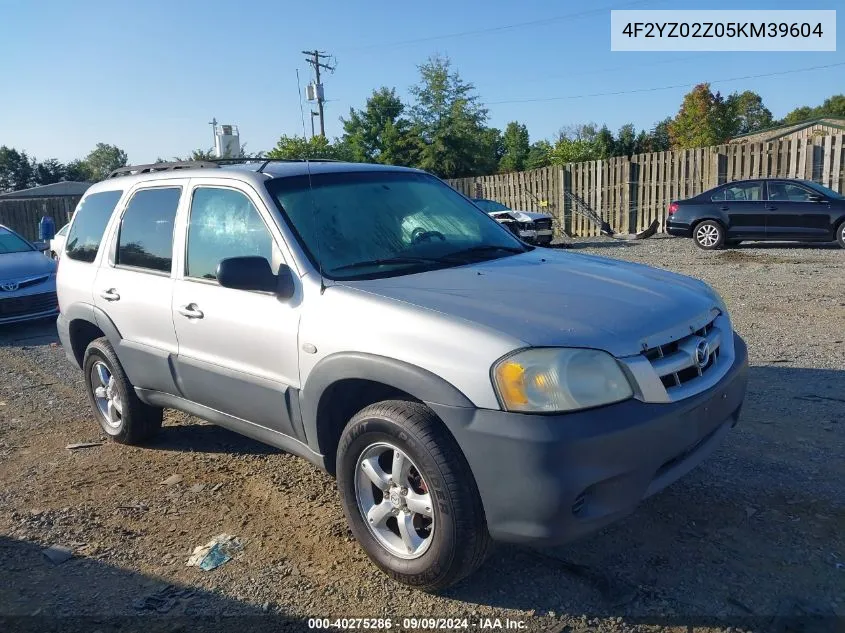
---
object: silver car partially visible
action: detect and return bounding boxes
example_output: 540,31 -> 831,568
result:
0,225 -> 58,325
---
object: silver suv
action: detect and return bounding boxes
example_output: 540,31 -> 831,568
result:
56,160 -> 748,590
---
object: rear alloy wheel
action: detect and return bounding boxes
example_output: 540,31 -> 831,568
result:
83,337 -> 162,444
693,221 -> 725,250
837,222 -> 845,249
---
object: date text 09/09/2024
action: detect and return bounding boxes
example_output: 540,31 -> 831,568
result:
307,618 -> 528,630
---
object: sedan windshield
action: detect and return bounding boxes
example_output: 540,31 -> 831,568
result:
267,171 -> 528,280
0,229 -> 35,254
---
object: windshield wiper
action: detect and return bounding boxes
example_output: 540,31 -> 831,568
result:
331,256 -> 445,272
440,245 -> 526,261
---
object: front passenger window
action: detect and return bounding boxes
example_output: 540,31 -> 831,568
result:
186,187 -> 280,281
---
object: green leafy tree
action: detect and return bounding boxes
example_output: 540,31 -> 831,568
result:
64,159 -> 93,182
498,122 -> 530,172
266,135 -> 350,160
32,158 -> 66,185
615,124 -> 638,157
647,118 -> 672,152
782,94 -> 845,125
726,91 -> 773,135
668,84 -> 733,149
341,87 -> 420,166
409,55 -> 491,178
525,140 -> 552,169
84,143 -> 128,181
0,146 -> 34,191
594,125 -> 615,159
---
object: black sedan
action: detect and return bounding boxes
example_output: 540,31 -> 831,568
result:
665,179 -> 845,250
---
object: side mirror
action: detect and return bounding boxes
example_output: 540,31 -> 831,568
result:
216,256 -> 295,299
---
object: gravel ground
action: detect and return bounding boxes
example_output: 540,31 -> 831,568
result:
1,236 -> 843,633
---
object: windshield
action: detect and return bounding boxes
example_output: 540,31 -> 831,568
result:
472,199 -> 510,213
0,229 -> 35,254
804,181 -> 845,200
267,171 -> 527,280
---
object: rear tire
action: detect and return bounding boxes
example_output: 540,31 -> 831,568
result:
837,222 -> 845,249
336,400 -> 490,591
82,337 -> 162,444
693,220 -> 725,250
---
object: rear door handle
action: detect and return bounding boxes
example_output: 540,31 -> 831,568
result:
719,206 -> 729,211
765,205 -> 777,210
100,288 -> 120,301
177,304 -> 204,319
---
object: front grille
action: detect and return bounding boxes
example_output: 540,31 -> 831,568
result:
0,292 -> 58,318
533,218 -> 553,230
641,315 -> 722,396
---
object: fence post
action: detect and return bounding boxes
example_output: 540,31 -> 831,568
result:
624,159 -> 637,234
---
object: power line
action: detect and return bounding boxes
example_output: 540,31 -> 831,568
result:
340,0 -> 660,52
486,61 -> 845,105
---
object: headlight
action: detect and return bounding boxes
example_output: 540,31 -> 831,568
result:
493,348 -> 633,413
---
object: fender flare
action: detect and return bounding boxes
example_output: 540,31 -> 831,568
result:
300,352 -> 474,454
62,303 -> 123,366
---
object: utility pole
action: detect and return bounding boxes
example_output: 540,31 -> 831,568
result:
302,50 -> 334,137
208,117 -> 218,147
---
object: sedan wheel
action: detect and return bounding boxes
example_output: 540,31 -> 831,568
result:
693,221 -> 725,250
838,223 -> 845,249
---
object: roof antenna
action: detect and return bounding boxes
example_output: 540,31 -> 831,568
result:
296,69 -> 326,294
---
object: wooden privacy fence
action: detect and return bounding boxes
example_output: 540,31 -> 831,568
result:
0,196 -> 81,241
448,132 -> 845,237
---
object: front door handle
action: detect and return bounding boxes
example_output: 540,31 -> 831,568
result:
719,206 -> 730,211
765,205 -> 777,210
100,288 -> 120,301
177,304 -> 204,319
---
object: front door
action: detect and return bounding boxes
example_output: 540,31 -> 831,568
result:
170,183 -> 301,438
765,181 -> 831,240
92,184 -> 183,395
712,181 -> 767,239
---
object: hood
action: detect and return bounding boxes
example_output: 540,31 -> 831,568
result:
504,209 -> 553,222
342,249 -> 719,358
0,250 -> 56,281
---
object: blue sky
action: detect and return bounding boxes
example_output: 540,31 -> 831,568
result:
0,0 -> 841,163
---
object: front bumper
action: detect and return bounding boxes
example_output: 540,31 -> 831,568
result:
429,333 -> 748,546
0,290 -> 59,325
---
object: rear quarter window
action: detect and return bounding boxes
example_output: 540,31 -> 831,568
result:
65,190 -> 123,263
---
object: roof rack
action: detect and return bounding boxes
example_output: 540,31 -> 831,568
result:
108,161 -> 219,178
108,157 -> 344,179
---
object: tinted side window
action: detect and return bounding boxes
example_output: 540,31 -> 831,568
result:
768,182 -> 814,202
712,182 -> 763,202
186,187 -> 277,281
65,190 -> 123,262
116,187 -> 181,273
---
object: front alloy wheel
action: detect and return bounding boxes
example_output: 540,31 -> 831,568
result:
355,442 -> 434,559
693,220 -> 725,250
91,361 -> 123,429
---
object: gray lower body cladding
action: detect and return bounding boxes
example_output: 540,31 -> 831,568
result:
429,333 -> 748,546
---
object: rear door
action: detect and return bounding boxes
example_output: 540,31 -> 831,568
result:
710,181 -> 767,239
765,181 -> 830,240
92,182 -> 184,395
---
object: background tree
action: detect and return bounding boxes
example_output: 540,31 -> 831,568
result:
409,55 -> 491,178
0,146 -> 34,192
341,87 -> 419,166
266,135 -> 350,160
64,159 -> 93,182
525,140 -> 552,169
84,143 -> 128,181
668,84 -> 733,149
32,158 -> 66,185
726,91 -> 773,135
782,94 -> 845,125
594,125 -> 616,159
615,124 -> 638,157
498,122 -> 530,172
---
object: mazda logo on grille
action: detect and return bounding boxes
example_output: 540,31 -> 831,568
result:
694,339 -> 710,369
1,282 -> 20,292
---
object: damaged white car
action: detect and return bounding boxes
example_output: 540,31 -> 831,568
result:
471,198 -> 554,245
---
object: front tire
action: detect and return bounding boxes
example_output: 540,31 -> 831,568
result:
336,400 -> 490,591
693,220 -> 725,250
837,222 -> 845,249
82,337 -> 162,444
